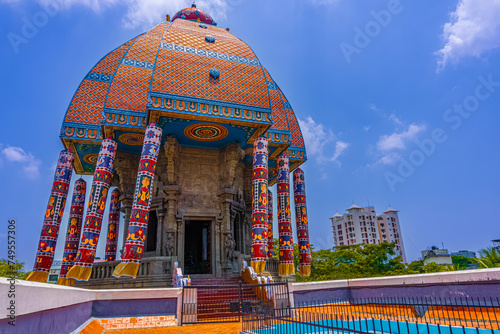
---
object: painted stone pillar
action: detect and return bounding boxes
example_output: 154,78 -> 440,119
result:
104,189 -> 121,262
267,189 -> 274,258
277,152 -> 294,276
66,138 -> 117,281
27,149 -> 74,283
293,168 -> 311,276
57,178 -> 86,286
250,136 -> 268,274
113,123 -> 163,278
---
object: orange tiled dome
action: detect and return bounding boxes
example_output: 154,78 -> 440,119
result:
60,10 -> 306,176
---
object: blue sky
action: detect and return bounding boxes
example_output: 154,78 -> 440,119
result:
1,0 -> 499,268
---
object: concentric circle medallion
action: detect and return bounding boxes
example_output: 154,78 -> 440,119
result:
83,153 -> 98,165
118,133 -> 144,146
184,123 -> 229,142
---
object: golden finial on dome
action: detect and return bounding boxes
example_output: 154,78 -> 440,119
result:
166,14 -> 171,22
192,2 -> 196,8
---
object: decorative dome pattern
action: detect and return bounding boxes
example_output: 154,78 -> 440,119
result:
173,6 -> 216,26
60,13 -> 306,176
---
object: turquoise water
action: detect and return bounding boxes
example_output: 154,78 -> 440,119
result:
250,319 -> 500,334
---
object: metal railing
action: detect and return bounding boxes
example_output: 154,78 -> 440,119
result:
242,297 -> 500,334
181,282 -> 290,325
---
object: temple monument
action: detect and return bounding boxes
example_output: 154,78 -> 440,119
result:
27,4 -> 311,288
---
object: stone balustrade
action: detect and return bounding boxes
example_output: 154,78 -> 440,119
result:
75,256 -> 177,289
265,257 -> 279,276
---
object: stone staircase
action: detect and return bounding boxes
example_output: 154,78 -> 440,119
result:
185,275 -> 258,322
188,274 -> 245,286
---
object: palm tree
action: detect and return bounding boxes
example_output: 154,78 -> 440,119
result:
474,247 -> 500,268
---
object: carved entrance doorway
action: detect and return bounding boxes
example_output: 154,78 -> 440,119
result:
184,220 -> 212,275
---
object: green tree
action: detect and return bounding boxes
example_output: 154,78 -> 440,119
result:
451,256 -> 473,270
406,260 -> 425,274
273,238 -> 279,259
0,259 -> 30,280
293,243 -> 452,282
421,262 -> 451,273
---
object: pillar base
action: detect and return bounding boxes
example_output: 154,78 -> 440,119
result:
278,263 -> 295,276
250,261 -> 266,274
113,262 -> 140,278
26,271 -> 49,283
300,265 -> 311,277
56,277 -> 75,286
66,265 -> 92,281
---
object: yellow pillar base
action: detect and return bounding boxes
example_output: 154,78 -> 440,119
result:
66,265 -> 92,281
26,271 -> 48,283
112,262 -> 140,278
278,263 -> 295,276
56,277 -> 75,286
300,265 -> 311,277
250,260 -> 266,274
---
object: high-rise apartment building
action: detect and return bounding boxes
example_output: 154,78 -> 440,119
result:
330,205 -> 407,262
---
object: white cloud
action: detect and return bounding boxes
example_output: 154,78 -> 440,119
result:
376,152 -> 400,166
376,124 -> 425,152
436,0 -> 500,72
298,116 -> 349,165
332,141 -> 349,162
363,125 -> 372,132
32,0 -> 230,28
369,103 -> 380,111
122,0 -> 229,29
388,112 -> 403,127
121,0 -> 188,29
1,145 -> 41,178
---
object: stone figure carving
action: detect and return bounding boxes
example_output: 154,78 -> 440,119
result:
165,231 -> 175,256
164,136 -> 180,185
225,232 -> 236,263
237,188 -> 244,204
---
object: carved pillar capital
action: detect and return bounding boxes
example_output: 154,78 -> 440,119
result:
216,216 -> 222,233
157,208 -> 166,219
176,215 -> 183,232
163,185 -> 181,198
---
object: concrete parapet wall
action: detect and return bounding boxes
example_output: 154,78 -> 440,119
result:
290,268 -> 500,304
0,277 -> 181,333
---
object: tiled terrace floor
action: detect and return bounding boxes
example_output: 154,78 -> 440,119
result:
111,322 -> 242,333
81,317 -> 242,334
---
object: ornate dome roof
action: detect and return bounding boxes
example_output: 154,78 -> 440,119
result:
172,3 -> 217,26
60,9 -> 306,180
